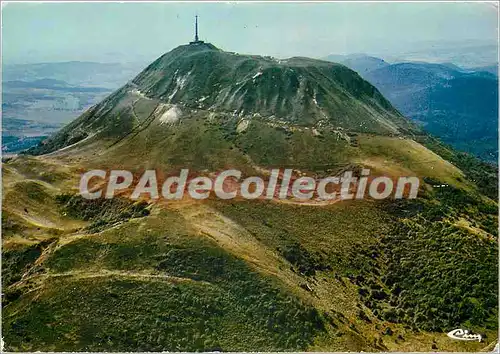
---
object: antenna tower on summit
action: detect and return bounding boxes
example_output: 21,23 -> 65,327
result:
190,15 -> 205,44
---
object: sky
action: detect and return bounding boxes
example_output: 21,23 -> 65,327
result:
2,1 -> 498,65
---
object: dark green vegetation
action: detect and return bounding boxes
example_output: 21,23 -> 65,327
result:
280,242 -> 331,276
351,186 -> 498,332
5,276 -> 322,352
132,44 -> 408,129
210,199 -> 390,259
211,180 -> 499,334
336,59 -> 499,162
3,241 -> 48,289
55,194 -> 150,232
420,136 -> 498,199
3,206 -> 325,352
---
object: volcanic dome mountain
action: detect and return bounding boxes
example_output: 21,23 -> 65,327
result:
31,43 -> 415,160
4,42 -> 498,352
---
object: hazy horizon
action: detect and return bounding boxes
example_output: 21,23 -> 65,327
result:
2,2 -> 499,66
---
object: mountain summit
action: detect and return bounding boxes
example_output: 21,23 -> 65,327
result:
30,43 -> 417,157
132,42 -> 410,129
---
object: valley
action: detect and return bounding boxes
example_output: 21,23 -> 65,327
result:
2,62 -> 145,154
325,55 -> 499,163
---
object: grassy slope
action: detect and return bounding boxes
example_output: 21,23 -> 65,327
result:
4,209 -> 325,352
3,161 -> 327,352
208,195 -> 498,352
53,106 -> 466,186
3,125 -> 498,351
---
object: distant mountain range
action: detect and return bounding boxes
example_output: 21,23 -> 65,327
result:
323,54 -> 390,76
2,62 -> 149,155
391,42 -> 497,68
2,74 -> 118,153
325,54 -> 498,162
3,79 -> 110,93
3,61 -> 145,88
